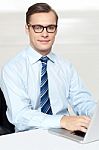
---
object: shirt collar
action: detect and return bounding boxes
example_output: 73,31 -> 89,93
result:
47,52 -> 55,63
26,45 -> 55,64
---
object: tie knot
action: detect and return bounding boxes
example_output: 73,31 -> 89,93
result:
40,56 -> 49,64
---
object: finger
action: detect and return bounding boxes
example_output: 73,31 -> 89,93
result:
80,122 -> 89,129
81,116 -> 91,121
80,126 -> 87,133
79,116 -> 91,124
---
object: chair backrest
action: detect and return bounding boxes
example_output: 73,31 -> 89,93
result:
0,88 -> 15,135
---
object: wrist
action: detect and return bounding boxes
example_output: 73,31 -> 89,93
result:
60,115 -> 66,128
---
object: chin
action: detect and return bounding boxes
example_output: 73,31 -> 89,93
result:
39,49 -> 51,55
39,46 -> 51,52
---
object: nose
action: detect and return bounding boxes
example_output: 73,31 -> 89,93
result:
41,28 -> 48,37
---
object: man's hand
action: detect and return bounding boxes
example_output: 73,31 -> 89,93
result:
60,115 -> 91,133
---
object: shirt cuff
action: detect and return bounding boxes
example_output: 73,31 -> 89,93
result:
41,114 -> 64,129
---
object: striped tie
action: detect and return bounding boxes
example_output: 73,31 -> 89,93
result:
40,56 -> 52,115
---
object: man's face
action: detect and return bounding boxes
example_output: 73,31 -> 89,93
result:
26,11 -> 57,55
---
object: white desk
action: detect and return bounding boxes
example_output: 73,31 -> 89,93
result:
0,129 -> 99,150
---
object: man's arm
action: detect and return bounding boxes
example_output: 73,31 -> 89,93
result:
1,66 -> 63,131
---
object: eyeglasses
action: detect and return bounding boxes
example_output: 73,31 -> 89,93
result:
28,24 -> 57,33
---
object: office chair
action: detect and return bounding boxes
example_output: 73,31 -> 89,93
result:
0,88 -> 15,135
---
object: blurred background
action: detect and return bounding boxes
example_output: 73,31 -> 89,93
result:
0,0 -> 99,101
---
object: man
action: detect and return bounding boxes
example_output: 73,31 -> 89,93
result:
1,3 -> 96,132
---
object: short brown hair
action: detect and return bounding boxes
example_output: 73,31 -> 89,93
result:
26,3 -> 58,25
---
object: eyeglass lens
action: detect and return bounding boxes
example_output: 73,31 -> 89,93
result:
28,24 -> 57,33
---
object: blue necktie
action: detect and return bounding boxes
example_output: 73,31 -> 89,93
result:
40,56 -> 52,115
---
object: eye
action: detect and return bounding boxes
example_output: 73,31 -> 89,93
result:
34,25 -> 43,30
48,25 -> 56,30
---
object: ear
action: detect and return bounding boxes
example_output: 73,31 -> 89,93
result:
25,24 -> 29,35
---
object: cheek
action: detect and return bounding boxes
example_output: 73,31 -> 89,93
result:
51,32 -> 57,40
50,35 -> 56,43
29,33 -> 37,43
30,35 -> 41,49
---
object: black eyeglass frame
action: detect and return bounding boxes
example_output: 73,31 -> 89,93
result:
28,24 -> 57,33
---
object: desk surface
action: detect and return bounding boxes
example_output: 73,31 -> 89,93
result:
0,129 -> 99,150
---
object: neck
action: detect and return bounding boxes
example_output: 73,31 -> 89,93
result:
30,44 -> 51,56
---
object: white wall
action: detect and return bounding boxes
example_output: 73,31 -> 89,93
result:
0,0 -> 99,12
0,1 -> 99,101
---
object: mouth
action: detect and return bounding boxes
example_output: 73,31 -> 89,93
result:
38,40 -> 50,44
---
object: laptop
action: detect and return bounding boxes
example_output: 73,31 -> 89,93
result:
48,102 -> 99,143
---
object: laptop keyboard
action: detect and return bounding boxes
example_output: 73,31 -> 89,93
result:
72,130 -> 85,137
